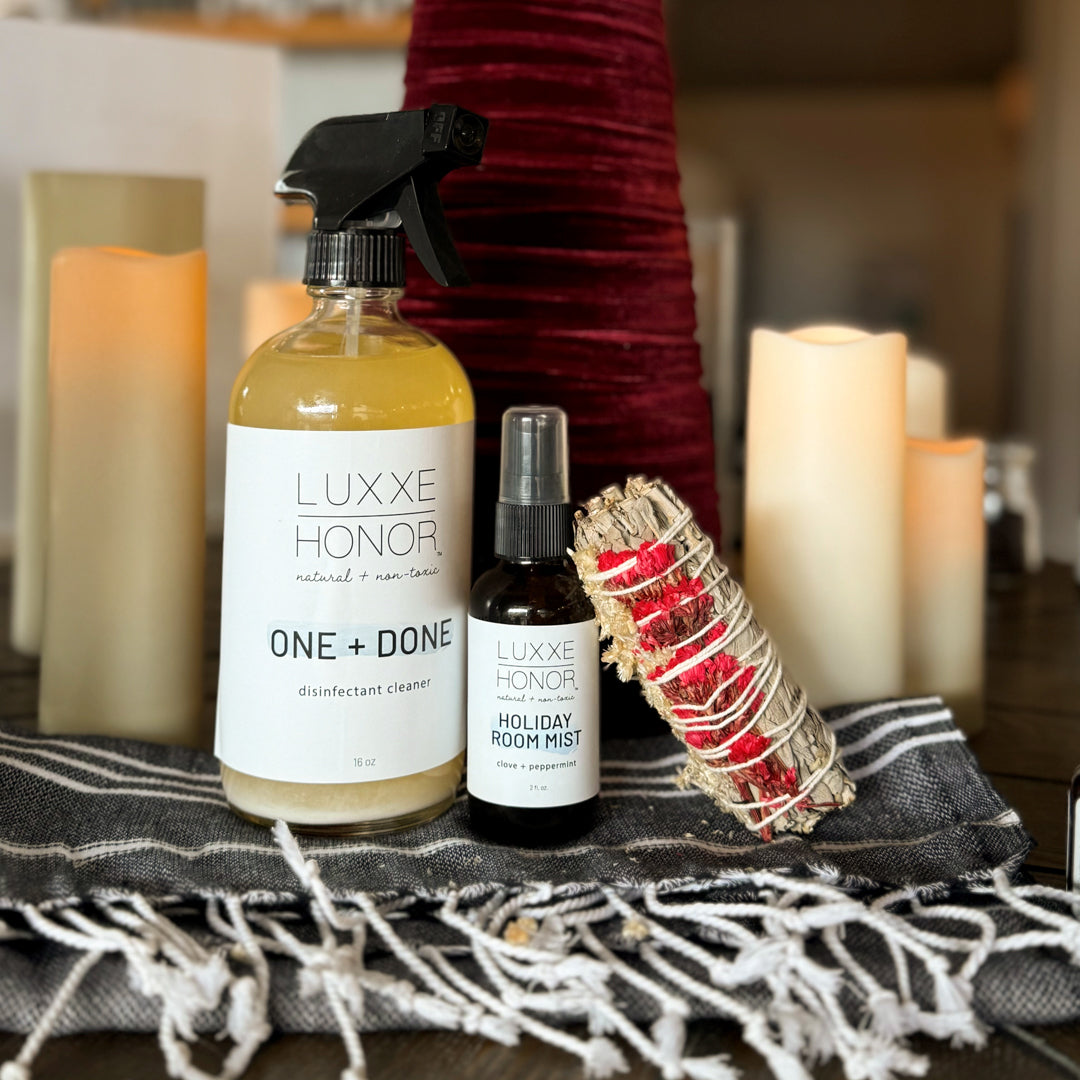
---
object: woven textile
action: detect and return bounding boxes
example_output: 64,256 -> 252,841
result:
2,699 -> 1080,1080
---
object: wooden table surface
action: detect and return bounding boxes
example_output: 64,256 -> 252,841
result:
2,558 -> 1079,1077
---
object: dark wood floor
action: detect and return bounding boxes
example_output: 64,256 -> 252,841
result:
2,558 -> 1079,1076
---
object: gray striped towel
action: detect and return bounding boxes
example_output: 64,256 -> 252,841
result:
1,697 -> 1079,1080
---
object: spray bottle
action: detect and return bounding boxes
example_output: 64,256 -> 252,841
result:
215,105 -> 487,835
467,407 -> 601,844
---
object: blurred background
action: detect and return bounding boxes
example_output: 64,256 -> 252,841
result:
0,0 -> 1076,571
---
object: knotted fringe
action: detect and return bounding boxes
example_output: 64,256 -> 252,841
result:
3,825 -> 1079,1080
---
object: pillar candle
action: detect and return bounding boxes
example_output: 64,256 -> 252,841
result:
745,326 -> 906,708
906,353 -> 949,439
13,173 -> 204,657
39,248 -> 206,745
243,279 -> 313,357
903,437 -> 986,734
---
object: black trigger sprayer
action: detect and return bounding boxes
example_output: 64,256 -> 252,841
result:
274,104 -> 488,290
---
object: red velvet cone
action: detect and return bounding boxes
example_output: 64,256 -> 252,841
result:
402,0 -> 720,554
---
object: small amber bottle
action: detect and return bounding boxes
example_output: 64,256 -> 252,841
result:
467,407 -> 600,844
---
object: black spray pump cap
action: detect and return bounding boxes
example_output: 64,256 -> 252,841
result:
494,406 -> 574,561
274,104 -> 488,289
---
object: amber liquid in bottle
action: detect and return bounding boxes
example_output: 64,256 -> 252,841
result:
219,287 -> 473,835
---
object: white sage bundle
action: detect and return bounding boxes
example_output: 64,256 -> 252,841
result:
573,476 -> 855,839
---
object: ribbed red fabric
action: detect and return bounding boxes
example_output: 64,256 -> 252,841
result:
402,0 -> 720,546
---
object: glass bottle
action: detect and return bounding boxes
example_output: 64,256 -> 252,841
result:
467,407 -> 600,844
217,285 -> 473,835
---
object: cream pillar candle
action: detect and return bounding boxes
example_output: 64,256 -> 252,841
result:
13,173 -> 204,657
745,326 -> 906,708
39,248 -> 206,745
243,279 -> 312,357
905,354 -> 949,439
903,438 -> 986,734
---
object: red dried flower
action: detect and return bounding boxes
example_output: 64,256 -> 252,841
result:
728,731 -> 771,764
663,577 -> 703,605
596,548 -> 637,579
636,542 -> 677,579
684,723 -> 711,750
596,541 -> 678,601
636,581 -> 718,651
631,598 -> 666,623
715,651 -> 741,682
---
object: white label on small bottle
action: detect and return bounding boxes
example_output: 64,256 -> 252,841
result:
215,422 -> 473,784
466,617 -> 600,808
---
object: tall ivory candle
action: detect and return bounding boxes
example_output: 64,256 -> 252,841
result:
906,354 -> 949,439
903,438 -> 986,734
13,173 -> 204,657
745,326 -> 906,708
39,248 -> 206,745
243,279 -> 312,357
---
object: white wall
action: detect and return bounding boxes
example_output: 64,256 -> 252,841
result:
276,49 -> 406,279
0,21 -> 281,540
280,49 -> 406,155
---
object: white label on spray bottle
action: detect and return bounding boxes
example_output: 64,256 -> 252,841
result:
215,421 -> 473,784
466,617 -> 600,808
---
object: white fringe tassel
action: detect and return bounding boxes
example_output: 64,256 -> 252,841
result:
3,825 -> 1078,1080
